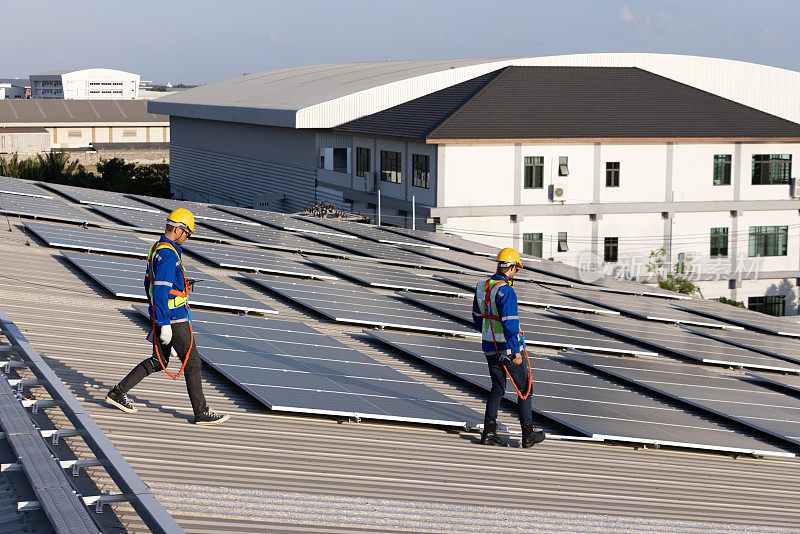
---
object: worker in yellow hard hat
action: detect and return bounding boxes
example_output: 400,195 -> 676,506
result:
106,208 -> 229,425
472,247 -> 545,448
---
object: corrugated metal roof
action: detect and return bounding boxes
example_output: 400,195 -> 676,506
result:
2,192 -> 800,531
0,100 -> 167,125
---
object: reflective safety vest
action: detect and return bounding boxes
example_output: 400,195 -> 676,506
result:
146,241 -> 190,310
475,279 -> 508,345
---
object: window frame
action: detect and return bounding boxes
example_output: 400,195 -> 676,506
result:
379,150 -> 402,184
411,153 -> 430,189
748,295 -> 785,317
713,154 -> 732,186
748,225 -> 788,257
557,231 -> 568,252
710,227 -> 729,257
356,147 -> 370,178
524,156 -> 544,189
522,232 -> 543,258
603,237 -> 619,263
752,154 -> 792,185
605,162 -> 620,187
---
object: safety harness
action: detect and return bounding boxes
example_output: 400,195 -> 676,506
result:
146,240 -> 194,380
480,278 -> 533,400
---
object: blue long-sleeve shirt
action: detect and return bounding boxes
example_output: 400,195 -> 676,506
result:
472,272 -> 523,358
144,236 -> 190,327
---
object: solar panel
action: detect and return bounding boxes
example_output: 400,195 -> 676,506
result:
303,233 -> 463,272
62,251 -> 277,314
183,241 -> 337,280
24,221 -> 151,257
131,305 -> 481,427
308,257 -> 470,295
746,371 -> 800,396
368,331 -> 791,456
213,206 -> 355,237
378,226 -> 503,256
126,195 -> 259,224
566,351 -> 800,451
38,182 -> 159,211
675,298 -> 800,338
0,192 -> 102,224
398,292 -> 656,356
296,216 -> 447,249
0,176 -> 52,198
434,270 -> 574,291
393,245 -> 503,272
683,326 -> 800,366
90,205 -> 236,242
242,273 -> 477,336
553,310 -> 800,373
196,219 -> 355,257
552,287 -> 735,328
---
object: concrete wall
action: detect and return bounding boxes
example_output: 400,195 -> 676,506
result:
47,125 -> 169,149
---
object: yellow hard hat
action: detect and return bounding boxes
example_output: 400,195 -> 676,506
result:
166,208 -> 195,234
496,247 -> 523,268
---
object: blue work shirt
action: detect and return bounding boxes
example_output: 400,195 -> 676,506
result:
145,235 -> 191,327
472,272 -> 524,358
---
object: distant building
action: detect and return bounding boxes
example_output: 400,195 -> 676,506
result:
30,69 -> 140,100
0,79 -> 27,99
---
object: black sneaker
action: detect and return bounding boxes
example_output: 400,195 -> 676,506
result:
194,408 -> 230,426
105,387 -> 137,414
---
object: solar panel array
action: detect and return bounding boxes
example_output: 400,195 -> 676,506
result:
398,292 -> 656,356
0,176 -> 52,198
127,195 -> 258,224
63,250 -> 277,314
243,273 -> 478,336
379,225 -> 502,256
214,206 -> 356,237
369,331 -> 791,456
553,310 -> 800,373
183,241 -> 337,280
298,216 -> 447,249
132,306 -> 482,427
676,299 -> 800,338
25,221 -> 152,257
567,352 -> 800,451
308,257 -> 470,296
0,192 -> 103,224
197,219 -> 353,256
683,326 -> 800,365
39,182 -> 159,211
90,205 -> 236,242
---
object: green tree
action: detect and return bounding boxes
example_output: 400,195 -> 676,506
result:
36,151 -> 79,182
716,296 -> 745,308
646,247 -> 699,295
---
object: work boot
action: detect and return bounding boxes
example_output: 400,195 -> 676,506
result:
521,422 -> 546,448
480,420 -> 509,446
105,387 -> 137,414
194,408 -> 230,426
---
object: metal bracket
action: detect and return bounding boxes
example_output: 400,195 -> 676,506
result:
40,428 -> 81,446
21,398 -> 58,414
3,360 -> 26,373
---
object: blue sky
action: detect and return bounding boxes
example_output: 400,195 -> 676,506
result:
2,1 -> 797,84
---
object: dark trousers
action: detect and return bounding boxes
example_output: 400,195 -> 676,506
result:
484,352 -> 533,427
116,321 -> 207,417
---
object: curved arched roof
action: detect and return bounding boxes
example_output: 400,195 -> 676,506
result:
149,54 -> 800,129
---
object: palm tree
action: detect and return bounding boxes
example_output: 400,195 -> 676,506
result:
36,151 -> 78,182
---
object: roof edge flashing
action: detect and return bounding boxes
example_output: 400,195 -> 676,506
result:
147,101 -> 298,128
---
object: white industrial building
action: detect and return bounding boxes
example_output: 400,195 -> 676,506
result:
0,81 -> 26,99
149,53 -> 800,315
30,68 -> 140,99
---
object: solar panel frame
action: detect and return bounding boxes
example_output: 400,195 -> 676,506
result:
131,305 -> 482,427
0,176 -> 52,198
566,351 -> 800,452
295,216 -> 448,249
745,371 -> 800,396
307,257 -> 471,296
378,226 -> 503,256
0,192 -> 103,224
24,221 -> 152,257
211,206 -> 357,237
89,205 -> 241,242
182,241 -> 337,280
553,310 -> 800,374
552,286 -> 736,328
63,251 -> 278,315
242,273 -> 478,336
683,326 -> 800,366
398,292 -> 657,357
675,299 -> 800,338
368,331 -> 792,457
37,183 -> 160,212
126,195 -> 260,225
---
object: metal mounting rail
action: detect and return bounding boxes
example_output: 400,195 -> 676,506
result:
0,307 -> 185,534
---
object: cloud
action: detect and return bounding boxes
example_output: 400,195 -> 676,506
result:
619,5 -> 635,22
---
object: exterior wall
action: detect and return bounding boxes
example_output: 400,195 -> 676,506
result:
0,131 -> 50,154
0,85 -> 25,99
168,117 -> 317,211
31,70 -> 139,99
47,125 -> 167,148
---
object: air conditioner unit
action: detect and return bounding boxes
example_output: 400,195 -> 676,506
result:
792,178 -> 800,199
550,183 -> 568,202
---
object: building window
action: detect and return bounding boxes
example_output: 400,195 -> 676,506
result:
356,147 -> 370,177
122,130 -> 137,138
710,227 -> 729,257
603,237 -> 619,262
412,154 -> 430,188
748,226 -> 788,257
333,148 -> 348,173
557,232 -> 568,252
68,130 -> 82,138
748,296 -> 785,317
713,154 -> 732,185
605,162 -> 620,187
522,233 -> 543,258
752,154 -> 792,184
380,150 -> 401,183
524,156 -> 544,189
558,156 -> 569,176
